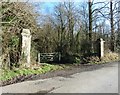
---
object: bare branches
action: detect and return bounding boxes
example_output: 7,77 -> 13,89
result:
92,2 -> 109,14
0,16 -> 17,24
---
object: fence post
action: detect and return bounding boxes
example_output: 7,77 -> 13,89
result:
58,52 -> 61,62
97,38 -> 105,58
38,53 -> 40,63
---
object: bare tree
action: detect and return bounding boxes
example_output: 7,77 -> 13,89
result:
64,2 -> 77,52
87,0 -> 109,52
110,0 -> 115,52
118,0 -> 120,32
88,0 -> 93,43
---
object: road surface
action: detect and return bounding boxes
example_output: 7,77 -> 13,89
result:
1,62 -> 118,93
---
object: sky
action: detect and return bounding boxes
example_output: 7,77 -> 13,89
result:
28,0 -> 109,2
32,0 -> 110,15
41,3 -> 57,14
32,2 -> 58,15
32,0 -> 111,26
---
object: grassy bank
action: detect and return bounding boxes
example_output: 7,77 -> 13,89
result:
0,64 -> 65,81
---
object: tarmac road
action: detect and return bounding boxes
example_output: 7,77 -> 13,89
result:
1,62 -> 118,93
50,63 -> 118,93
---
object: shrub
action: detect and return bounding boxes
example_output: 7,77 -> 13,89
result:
101,52 -> 119,63
82,52 -> 119,64
61,52 -> 76,63
82,56 -> 100,64
60,52 -> 81,64
88,56 -> 100,64
75,57 -> 81,63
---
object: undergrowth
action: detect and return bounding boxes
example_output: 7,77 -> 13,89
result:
85,52 -> 119,64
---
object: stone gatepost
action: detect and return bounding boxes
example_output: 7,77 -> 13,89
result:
97,38 -> 105,58
21,29 -> 31,67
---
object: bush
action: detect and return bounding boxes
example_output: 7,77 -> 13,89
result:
61,53 -> 76,63
82,52 -> 119,64
101,52 -> 119,63
82,56 -> 100,64
60,53 -> 81,64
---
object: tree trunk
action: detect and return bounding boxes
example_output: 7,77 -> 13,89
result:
88,0 -> 93,52
110,0 -> 115,52
118,1 -> 120,32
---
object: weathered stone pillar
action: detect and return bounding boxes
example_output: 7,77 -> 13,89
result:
97,38 -> 105,58
21,29 -> 31,67
37,53 -> 40,64
100,38 -> 105,57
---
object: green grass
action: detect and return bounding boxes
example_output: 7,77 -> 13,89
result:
0,64 -> 65,81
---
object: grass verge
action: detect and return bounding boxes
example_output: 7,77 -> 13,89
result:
0,64 -> 65,82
